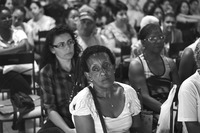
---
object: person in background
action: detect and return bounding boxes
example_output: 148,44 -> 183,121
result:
162,12 -> 183,57
43,0 -> 65,25
5,0 -> 14,11
0,5 -> 30,54
102,1 -> 137,59
0,5 -> 32,132
12,6 -> 34,47
127,0 -> 144,33
76,4 -> 106,51
176,0 -> 200,46
129,23 -> 180,131
160,0 -> 173,14
178,41 -> 200,133
64,0 -> 83,9
27,1 -> 56,63
38,24 -> 87,133
151,5 -> 164,26
189,0 -> 200,15
142,0 -> 157,16
70,45 -> 142,133
162,12 -> 183,44
28,1 -> 55,44
63,7 -> 79,31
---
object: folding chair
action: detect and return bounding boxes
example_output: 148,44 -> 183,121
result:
34,30 -> 49,64
0,51 -> 42,133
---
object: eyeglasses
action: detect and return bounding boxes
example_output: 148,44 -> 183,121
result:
52,39 -> 75,49
143,35 -> 165,43
91,62 -> 113,74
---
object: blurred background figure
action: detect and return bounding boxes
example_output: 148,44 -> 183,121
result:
76,5 -> 106,50
28,1 -> 55,43
65,0 -> 83,9
162,12 -> 183,44
102,1 -> 137,59
43,0 -> 65,25
131,15 -> 159,59
127,0 -> 144,33
27,1 -> 56,62
175,0 -> 200,47
63,7 -> 79,31
12,6 -> 34,47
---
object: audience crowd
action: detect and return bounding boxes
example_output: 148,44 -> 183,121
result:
0,0 -> 200,133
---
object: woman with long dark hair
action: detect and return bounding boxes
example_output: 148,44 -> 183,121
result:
38,24 -> 86,133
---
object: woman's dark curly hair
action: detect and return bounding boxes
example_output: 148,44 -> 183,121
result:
40,24 -> 81,69
111,1 -> 128,16
81,45 -> 115,72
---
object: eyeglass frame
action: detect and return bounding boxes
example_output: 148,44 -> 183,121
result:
89,61 -> 114,75
143,35 -> 165,43
51,39 -> 75,49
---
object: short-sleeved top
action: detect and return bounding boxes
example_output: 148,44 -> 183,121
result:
103,22 -> 136,48
69,82 -> 141,133
178,70 -> 200,133
27,15 -> 55,41
0,28 -> 27,49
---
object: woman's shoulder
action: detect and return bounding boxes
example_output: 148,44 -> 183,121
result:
115,82 -> 137,94
40,64 -> 54,74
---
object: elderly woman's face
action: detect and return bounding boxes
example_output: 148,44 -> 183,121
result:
86,53 -> 115,89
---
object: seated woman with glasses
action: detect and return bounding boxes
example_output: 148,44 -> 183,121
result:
38,24 -> 87,133
69,45 -> 142,133
129,23 -> 180,130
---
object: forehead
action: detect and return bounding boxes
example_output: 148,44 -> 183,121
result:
164,16 -> 175,21
30,3 -> 40,8
13,9 -> 24,16
147,28 -> 162,36
53,33 -> 72,44
87,53 -> 110,64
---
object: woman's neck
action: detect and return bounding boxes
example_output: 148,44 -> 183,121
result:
34,13 -> 43,22
57,56 -> 72,72
115,21 -> 127,31
143,51 -> 161,61
94,85 -> 113,99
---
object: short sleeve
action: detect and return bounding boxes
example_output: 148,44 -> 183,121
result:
178,81 -> 198,122
13,29 -> 27,44
125,84 -> 141,116
69,88 -> 96,116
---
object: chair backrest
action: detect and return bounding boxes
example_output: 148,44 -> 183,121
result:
0,52 -> 34,65
34,31 -> 49,64
38,30 -> 49,53
120,45 -> 131,62
0,51 -> 36,94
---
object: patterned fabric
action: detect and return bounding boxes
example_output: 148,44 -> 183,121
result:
70,82 -> 141,133
40,58 -> 85,125
103,22 -> 136,48
138,54 -> 172,103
